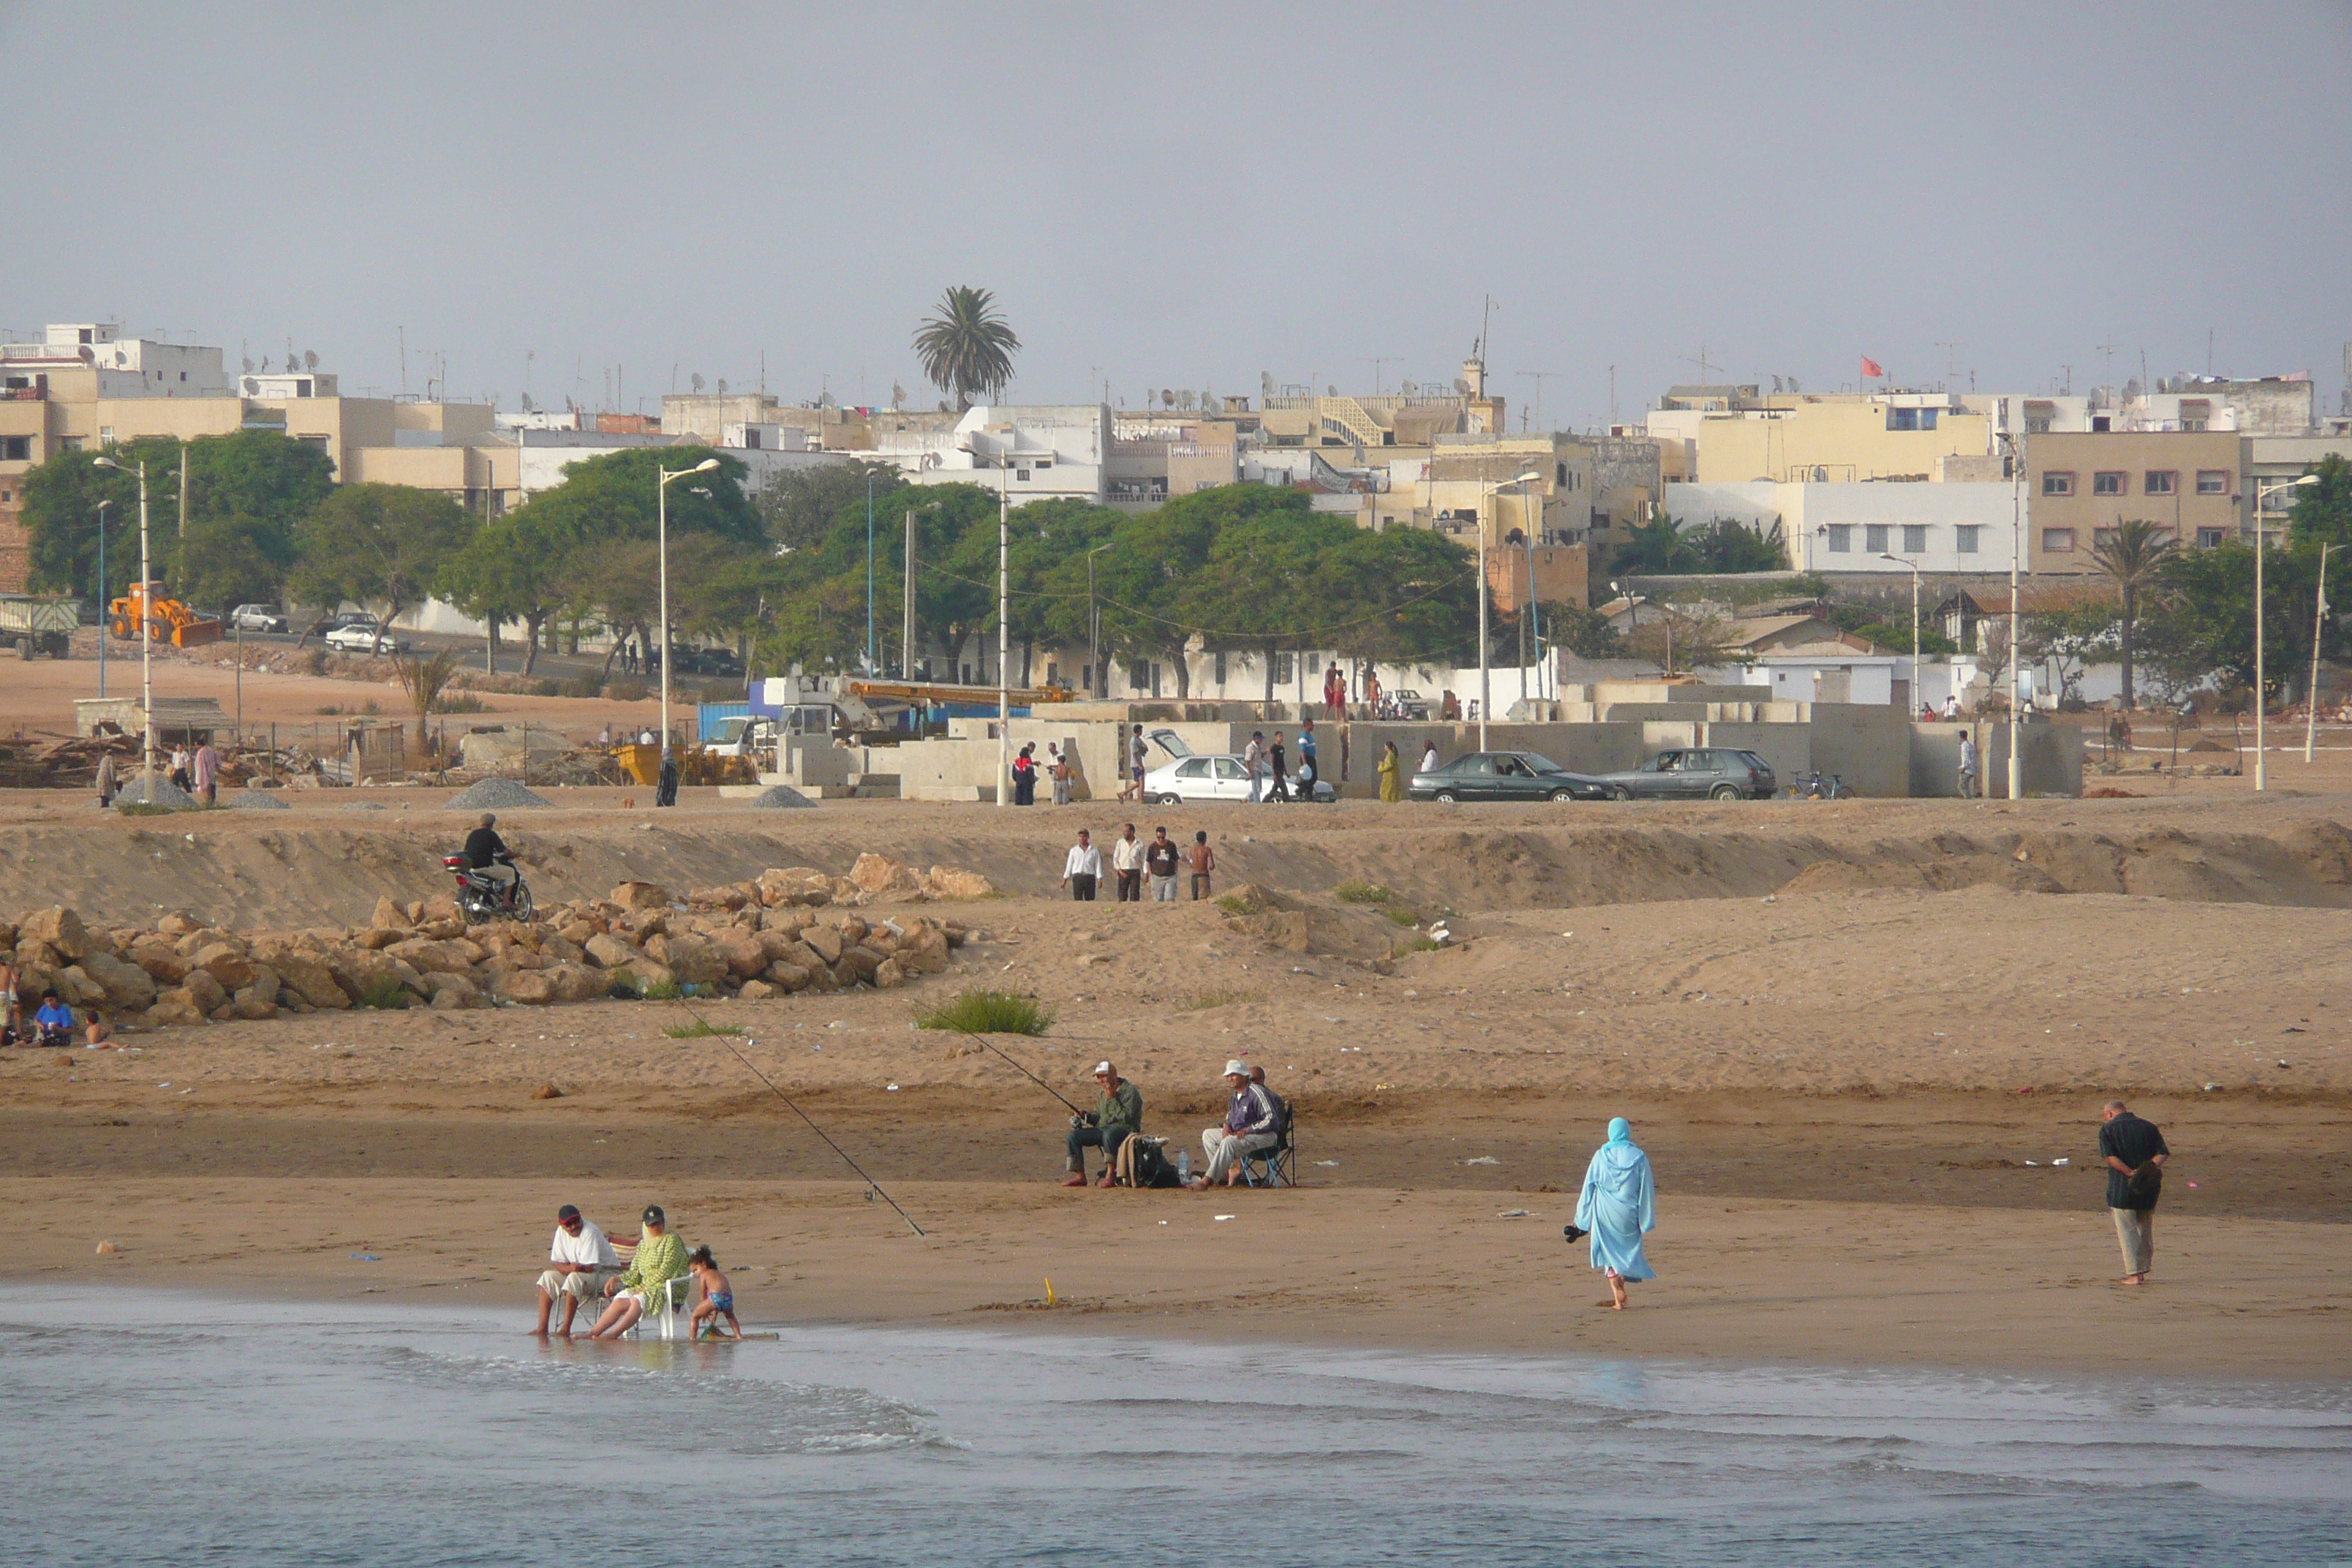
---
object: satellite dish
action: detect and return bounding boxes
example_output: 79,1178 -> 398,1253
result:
1326,385 -> 1337,397
1402,380 -> 1417,394
717,378 -> 728,395
304,350 -> 319,371
690,373 -> 706,393
241,356 -> 255,373
1452,377 -> 1470,394
1161,388 -> 1175,407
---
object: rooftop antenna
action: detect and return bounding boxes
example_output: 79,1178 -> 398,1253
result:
2095,339 -> 2122,402
1681,344 -> 1715,387
1515,370 -> 1557,431
1935,341 -> 1959,390
397,325 -> 407,398
1365,355 -> 1401,396
1478,294 -> 1493,363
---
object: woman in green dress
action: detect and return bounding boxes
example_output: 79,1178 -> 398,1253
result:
1377,741 -> 1403,803
589,1204 -> 691,1338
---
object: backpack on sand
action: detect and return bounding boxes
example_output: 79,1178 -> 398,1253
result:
1115,1135 -> 1182,1188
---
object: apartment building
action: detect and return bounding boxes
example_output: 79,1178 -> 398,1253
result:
1648,391 -> 1995,485
2024,430 -> 2243,573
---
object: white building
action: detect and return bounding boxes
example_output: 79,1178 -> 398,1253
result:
1667,480 -> 2021,576
872,404 -> 1109,505
238,370 -> 337,399
1,322 -> 228,398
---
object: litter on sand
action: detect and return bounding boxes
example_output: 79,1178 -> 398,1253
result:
1213,1215 -> 1236,1221
1496,1209 -> 1530,1218
1463,1156 -> 1501,1166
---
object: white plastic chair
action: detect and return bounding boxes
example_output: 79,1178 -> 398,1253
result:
623,1273 -> 695,1340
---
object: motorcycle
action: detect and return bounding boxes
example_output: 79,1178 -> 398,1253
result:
442,850 -> 534,923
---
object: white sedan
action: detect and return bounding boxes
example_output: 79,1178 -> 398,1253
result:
323,619 -> 408,655
1143,753 -> 1254,803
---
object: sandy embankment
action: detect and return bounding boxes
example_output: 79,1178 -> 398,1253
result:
3,781 -> 2349,1376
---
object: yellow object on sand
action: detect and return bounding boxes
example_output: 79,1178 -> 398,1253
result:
1044,1278 -> 1056,1307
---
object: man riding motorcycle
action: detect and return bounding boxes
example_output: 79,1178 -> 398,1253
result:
462,812 -> 521,908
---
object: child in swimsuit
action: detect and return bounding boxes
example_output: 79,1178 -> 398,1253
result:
687,1245 -> 740,1340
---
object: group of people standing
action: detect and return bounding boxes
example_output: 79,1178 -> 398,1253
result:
94,739 -> 219,807
1239,720 -> 1322,802
1060,823 -> 1215,902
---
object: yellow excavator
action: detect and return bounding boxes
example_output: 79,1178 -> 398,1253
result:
108,581 -> 222,649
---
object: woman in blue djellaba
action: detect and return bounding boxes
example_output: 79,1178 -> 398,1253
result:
1574,1117 -> 1656,1311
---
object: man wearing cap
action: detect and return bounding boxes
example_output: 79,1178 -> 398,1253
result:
587,1204 -> 691,1339
532,1203 -> 618,1335
1194,1060 -> 1279,1188
1063,1061 -> 1145,1187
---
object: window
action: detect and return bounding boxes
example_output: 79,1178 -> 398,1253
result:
1921,407 -> 1939,430
2195,527 -> 2226,549
1556,462 -> 1567,485
2180,400 -> 2210,431
1273,652 -> 1294,685
1213,651 -> 1226,685
1211,758 -> 1245,780
2144,470 -> 2176,496
1955,525 -> 1980,554
2041,472 -> 2074,496
0,437 -> 29,461
2093,527 -> 2118,550
2195,470 -> 2228,494
2093,471 -> 2124,496
1889,407 -> 1918,431
98,426 -> 116,445
1901,524 -> 1927,554
1175,758 -> 1207,779
58,435 -> 82,452
1865,524 -> 1890,554
2041,528 -> 2076,554
1015,468 -> 1030,481
1826,524 -> 1852,553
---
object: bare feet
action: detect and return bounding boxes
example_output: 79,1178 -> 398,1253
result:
1060,1172 -> 1088,1188
2119,1274 -> 2146,1286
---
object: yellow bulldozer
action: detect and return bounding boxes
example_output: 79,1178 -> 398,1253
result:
108,581 -> 222,649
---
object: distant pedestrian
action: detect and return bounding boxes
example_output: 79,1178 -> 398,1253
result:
1958,732 -> 1979,799
1323,663 -> 1345,719
1145,825 -> 1180,900
2098,1099 -> 2169,1286
1111,822 -> 1145,902
1267,731 -> 1290,803
1942,693 -> 1961,721
1364,670 -> 1382,712
1061,829 -> 1101,901
1049,743 -> 1073,806
1243,731 -> 1267,804
1186,831 -> 1215,900
94,751 -> 117,809
1378,741 -> 1403,803
1419,739 -> 1439,774
1574,1117 -> 1657,1311
656,752 -> 678,808
193,740 -> 218,805
1297,717 -> 1318,782
1120,730 -> 1147,803
1012,743 -> 1038,806
168,745 -> 192,793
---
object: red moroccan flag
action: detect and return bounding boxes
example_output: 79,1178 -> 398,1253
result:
1861,355 -> 1884,378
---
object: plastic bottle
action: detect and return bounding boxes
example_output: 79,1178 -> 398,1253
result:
1177,1148 -> 1191,1182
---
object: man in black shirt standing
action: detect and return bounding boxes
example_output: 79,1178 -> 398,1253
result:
2097,1099 -> 2169,1286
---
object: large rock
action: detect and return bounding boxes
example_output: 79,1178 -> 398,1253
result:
841,943 -> 886,981
53,965 -> 108,1007
755,867 -> 833,908
178,968 -> 228,1016
801,924 -> 844,965
584,932 -> 643,970
613,959 -> 675,994
79,950 -> 159,1011
128,938 -> 189,984
545,963 -> 611,1004
872,957 -> 906,990
192,942 -> 257,992
329,949 -> 421,1007
763,960 -> 815,992
899,924 -> 951,975
417,970 -> 483,1007
921,866 -> 996,900
230,985 -> 279,1021
268,948 -> 352,1011
384,938 -> 480,976
611,881 -> 671,911
644,933 -> 728,987
149,990 -> 209,1027
849,853 -> 924,900
369,896 -> 413,931
493,970 -> 557,1006
156,911 -> 204,938
736,979 -> 780,1000
18,907 -> 90,962
712,930 -> 770,981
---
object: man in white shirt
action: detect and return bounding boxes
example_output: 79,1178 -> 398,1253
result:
532,1202 -> 619,1335
1110,822 -> 1146,902
1060,829 -> 1103,901
1243,732 -> 1266,803
1942,693 -> 1961,721
1420,739 -> 1440,774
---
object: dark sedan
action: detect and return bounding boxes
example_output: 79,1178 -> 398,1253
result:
1407,750 -> 1612,803
1595,747 -> 1777,801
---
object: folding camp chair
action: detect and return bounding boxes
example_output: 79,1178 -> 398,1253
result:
1238,1101 -> 1295,1188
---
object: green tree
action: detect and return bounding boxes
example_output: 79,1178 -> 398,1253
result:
173,513 -> 288,611
1543,603 -> 1625,660
2138,541 -> 2334,705
1611,510 -> 1697,574
2089,519 -> 2179,709
2285,453 -> 2352,550
756,458 -> 905,555
438,507 -> 568,673
290,484 -> 474,652
913,286 -> 1019,410
2021,603 -> 2118,706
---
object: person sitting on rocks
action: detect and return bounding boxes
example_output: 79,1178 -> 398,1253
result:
1063,1060 -> 1144,1187
32,991 -> 75,1049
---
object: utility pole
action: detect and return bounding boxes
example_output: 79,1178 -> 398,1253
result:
902,508 -> 917,682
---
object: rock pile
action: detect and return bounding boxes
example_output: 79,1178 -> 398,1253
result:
1,857 -> 992,1030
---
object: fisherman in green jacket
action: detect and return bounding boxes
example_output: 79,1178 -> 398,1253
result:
1063,1060 -> 1145,1188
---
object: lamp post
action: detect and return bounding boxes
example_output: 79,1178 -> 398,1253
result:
2253,472 -> 2321,791
93,498 -> 113,698
1086,540 -> 1113,699
1478,470 -> 1542,748
91,457 -> 154,786
1880,552 -> 1923,717
656,456 -> 721,772
902,500 -> 938,683
960,437 -> 1017,807
2307,540 -> 2332,765
864,469 -> 875,674
1999,429 -> 2024,800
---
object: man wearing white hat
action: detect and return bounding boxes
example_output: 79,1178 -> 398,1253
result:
1062,1060 -> 1144,1187
1194,1060 -> 1278,1188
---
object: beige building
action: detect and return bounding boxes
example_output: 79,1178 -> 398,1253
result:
2024,431 -> 2244,573
1651,391 -> 1995,485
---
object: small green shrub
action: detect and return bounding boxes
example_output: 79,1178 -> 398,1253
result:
564,674 -> 602,699
638,979 -> 682,1001
1174,988 -> 1262,1012
913,989 -> 1054,1036
663,1017 -> 741,1039
315,704 -> 342,716
1395,935 -> 1440,955
532,679 -> 562,698
357,976 -> 408,1010
606,679 -> 648,703
358,698 -> 381,717
301,648 -> 329,676
1383,906 -> 1418,927
1333,879 -> 1394,904
1213,894 -> 1249,916
431,693 -> 487,715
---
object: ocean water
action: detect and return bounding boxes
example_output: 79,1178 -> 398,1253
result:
4,1285 -> 2346,1567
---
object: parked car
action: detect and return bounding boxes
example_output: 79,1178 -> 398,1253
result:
1144,752 -> 1254,803
229,603 -> 290,633
323,617 -> 408,655
1594,747 -> 1777,801
1407,750 -> 1611,803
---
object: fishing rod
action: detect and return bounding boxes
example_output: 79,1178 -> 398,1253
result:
964,1033 -> 1090,1117
678,999 -> 926,1240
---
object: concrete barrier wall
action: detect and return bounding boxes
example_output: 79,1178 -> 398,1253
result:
1807,703 -> 1912,797
1981,720 -> 2084,799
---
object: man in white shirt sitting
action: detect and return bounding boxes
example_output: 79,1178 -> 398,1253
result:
532,1202 -> 619,1335
1060,829 -> 1103,902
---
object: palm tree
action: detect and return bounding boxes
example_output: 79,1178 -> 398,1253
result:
1613,510 -> 1695,575
912,286 -> 1020,410
2091,519 -> 2179,710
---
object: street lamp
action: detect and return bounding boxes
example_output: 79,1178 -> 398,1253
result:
1997,429 -> 2025,800
90,457 -> 155,788
1086,540 -> 1113,699
1880,552 -> 1923,718
864,468 -> 877,674
902,499 -> 940,682
2253,472 -> 2321,791
656,456 -> 721,778
1479,470 -> 1542,748
960,437 -> 1018,807
93,498 -> 113,698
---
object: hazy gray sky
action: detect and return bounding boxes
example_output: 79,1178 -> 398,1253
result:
5,1 -> 2347,426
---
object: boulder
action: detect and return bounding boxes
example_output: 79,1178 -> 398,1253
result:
644,933 -> 728,987
385,938 -> 480,976
849,853 -> 924,899
712,930 -> 770,981
79,950 -> 160,1011
178,968 -> 228,1017
759,905 -> 814,935
192,942 -> 257,992
613,959 -> 676,995
542,934 -> 584,965
899,924 -> 951,975
830,957 -> 859,989
268,949 -> 353,1010
53,965 -> 108,1007
157,911 -> 205,938
584,932 -> 643,970
687,883 -> 753,911
369,896 -> 413,931
230,986 -> 278,1020
328,949 -> 418,1007
356,927 -> 404,951
611,881 -> 671,911
415,916 -> 467,941
421,894 -> 462,925
545,963 -> 611,1004
149,990 -> 208,1027
763,960 -> 815,992
493,970 -> 557,1006
18,906 -> 91,962
801,924 -> 844,965
736,979 -> 780,1000
417,970 -> 483,1007
921,866 -> 996,900
619,910 -> 669,941
841,943 -> 885,981
129,939 -> 190,984
837,916 -> 870,945
755,867 -> 833,908
872,957 -> 905,990
557,919 -> 600,946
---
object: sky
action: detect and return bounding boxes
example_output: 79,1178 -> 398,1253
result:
4,1 -> 2348,429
